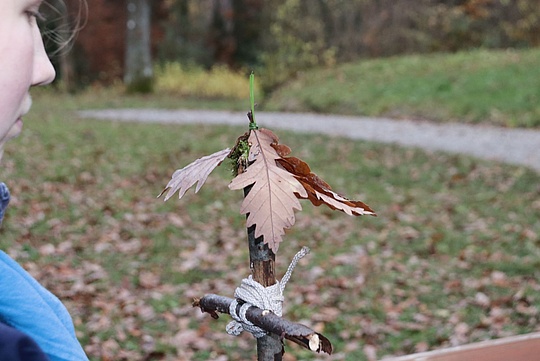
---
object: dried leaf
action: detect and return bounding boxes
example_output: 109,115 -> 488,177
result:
159,148 -> 230,201
277,157 -> 376,216
229,129 -> 307,253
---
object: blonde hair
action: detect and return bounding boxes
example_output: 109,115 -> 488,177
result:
40,0 -> 88,55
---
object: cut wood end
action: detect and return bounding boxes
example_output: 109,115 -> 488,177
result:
193,297 -> 220,319
300,333 -> 332,355
308,333 -> 320,351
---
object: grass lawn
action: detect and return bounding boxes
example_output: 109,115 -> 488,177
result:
264,48 -> 540,128
0,87 -> 538,360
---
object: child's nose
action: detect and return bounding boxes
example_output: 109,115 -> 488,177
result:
32,26 -> 56,86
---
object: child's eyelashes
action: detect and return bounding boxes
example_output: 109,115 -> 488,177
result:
25,9 -> 46,23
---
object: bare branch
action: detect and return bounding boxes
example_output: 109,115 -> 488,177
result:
193,294 -> 333,355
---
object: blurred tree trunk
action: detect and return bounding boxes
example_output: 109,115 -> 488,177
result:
231,0 -> 264,67
208,0 -> 235,66
316,0 -> 335,45
125,0 -> 153,93
58,4 -> 75,92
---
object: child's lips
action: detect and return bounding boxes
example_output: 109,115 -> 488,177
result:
20,96 -> 32,118
16,117 -> 22,127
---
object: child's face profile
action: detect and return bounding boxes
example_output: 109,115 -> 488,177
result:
0,0 -> 56,159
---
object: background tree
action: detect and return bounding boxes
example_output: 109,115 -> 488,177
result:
207,0 -> 235,66
125,0 -> 153,93
44,0 -> 540,88
230,0 -> 265,67
158,0 -> 213,66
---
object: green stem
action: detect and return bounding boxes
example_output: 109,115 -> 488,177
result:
249,72 -> 259,130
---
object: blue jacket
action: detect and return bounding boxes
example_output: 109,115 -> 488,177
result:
0,182 -> 88,361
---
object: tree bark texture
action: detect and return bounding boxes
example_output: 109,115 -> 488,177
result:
244,187 -> 283,360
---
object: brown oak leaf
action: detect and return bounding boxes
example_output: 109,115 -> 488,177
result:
276,151 -> 376,216
158,148 -> 231,201
229,129 -> 308,253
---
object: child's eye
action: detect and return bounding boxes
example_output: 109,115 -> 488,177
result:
25,10 -> 45,23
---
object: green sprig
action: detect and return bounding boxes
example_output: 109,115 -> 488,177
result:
249,72 -> 258,130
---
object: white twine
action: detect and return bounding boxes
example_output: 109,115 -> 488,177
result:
226,246 -> 310,338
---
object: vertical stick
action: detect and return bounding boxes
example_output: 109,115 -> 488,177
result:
244,189 -> 283,360
244,73 -> 282,360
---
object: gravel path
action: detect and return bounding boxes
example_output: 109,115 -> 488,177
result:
78,109 -> 540,173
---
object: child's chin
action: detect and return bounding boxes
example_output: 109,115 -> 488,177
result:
8,118 -> 23,139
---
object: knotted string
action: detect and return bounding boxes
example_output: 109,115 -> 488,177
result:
226,246 -> 310,338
